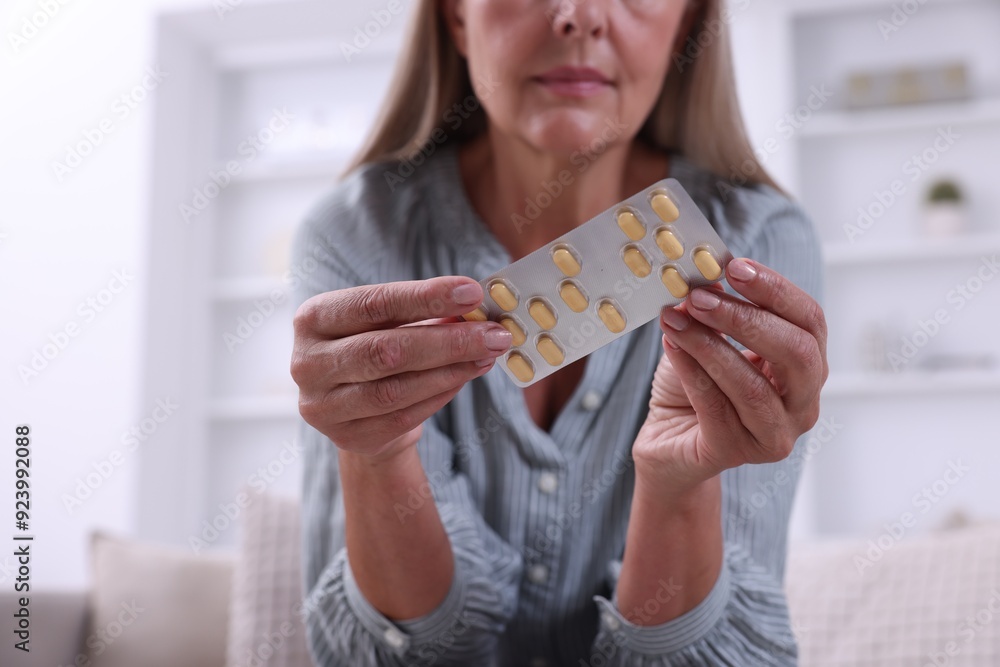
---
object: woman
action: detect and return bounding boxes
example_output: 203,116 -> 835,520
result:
290,0 -> 827,665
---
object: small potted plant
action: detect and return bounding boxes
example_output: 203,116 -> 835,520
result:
923,178 -> 967,237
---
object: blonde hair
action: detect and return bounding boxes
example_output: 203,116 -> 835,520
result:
346,0 -> 780,193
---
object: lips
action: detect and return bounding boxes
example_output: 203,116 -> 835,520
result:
534,66 -> 612,98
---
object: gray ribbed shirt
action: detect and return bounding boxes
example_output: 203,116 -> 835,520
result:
292,143 -> 823,666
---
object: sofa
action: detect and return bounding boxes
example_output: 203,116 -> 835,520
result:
3,493 -> 998,667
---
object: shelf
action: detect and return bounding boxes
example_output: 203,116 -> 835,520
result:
212,276 -> 288,302
800,97 -> 1000,139
823,370 -> 1000,398
788,0 -> 981,18
227,151 -> 350,184
209,396 -> 299,421
824,233 -> 1000,266
216,34 -> 403,71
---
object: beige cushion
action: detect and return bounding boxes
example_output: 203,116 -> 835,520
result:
226,491 -> 311,667
88,532 -> 233,667
787,521 -> 1000,666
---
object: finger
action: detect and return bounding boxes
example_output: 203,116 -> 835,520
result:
724,258 -> 828,360
684,287 -> 825,410
399,315 -> 463,328
318,321 -> 512,384
328,360 -> 493,421
661,307 -> 792,456
657,333 -> 751,472
335,383 -> 467,452
295,276 -> 486,339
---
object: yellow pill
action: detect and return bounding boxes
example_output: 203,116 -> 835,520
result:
655,229 -> 684,260
598,301 -> 626,333
461,307 -> 488,322
499,317 -> 526,347
650,193 -> 679,223
506,352 -> 535,383
552,247 -> 581,277
661,267 -> 689,298
623,246 -> 651,278
559,281 -> 588,313
694,249 -> 723,280
536,335 -> 565,366
616,210 -> 646,240
489,281 -> 518,311
528,299 -> 557,330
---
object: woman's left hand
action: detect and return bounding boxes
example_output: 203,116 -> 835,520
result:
632,257 -> 828,497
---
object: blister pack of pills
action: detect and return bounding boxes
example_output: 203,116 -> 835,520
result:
462,179 -> 733,387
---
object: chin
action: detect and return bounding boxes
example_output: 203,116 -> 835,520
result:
522,107 -> 623,158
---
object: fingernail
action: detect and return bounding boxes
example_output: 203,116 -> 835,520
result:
453,283 -> 482,305
662,333 -> 679,350
661,307 -> 689,331
475,357 -> 496,368
485,328 -> 513,351
727,258 -> 757,282
690,288 -> 721,311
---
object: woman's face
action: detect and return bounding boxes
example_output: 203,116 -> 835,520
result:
443,0 -> 692,156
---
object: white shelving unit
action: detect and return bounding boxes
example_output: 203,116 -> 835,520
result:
823,370 -> 1000,398
777,0 -> 1000,538
140,0 -> 409,548
800,96 -> 1000,138
824,233 -> 1000,265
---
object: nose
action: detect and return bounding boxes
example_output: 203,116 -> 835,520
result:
550,0 -> 608,39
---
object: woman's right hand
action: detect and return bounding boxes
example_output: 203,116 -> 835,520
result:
291,276 -> 512,462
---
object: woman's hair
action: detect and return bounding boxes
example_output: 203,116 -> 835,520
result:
345,0 -> 780,192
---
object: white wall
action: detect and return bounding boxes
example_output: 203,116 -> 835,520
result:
1,0 -> 227,590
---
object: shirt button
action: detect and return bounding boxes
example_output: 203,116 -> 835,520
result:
581,390 -> 603,411
537,472 -> 558,494
383,627 -> 406,650
602,610 -> 622,632
527,564 -> 549,584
